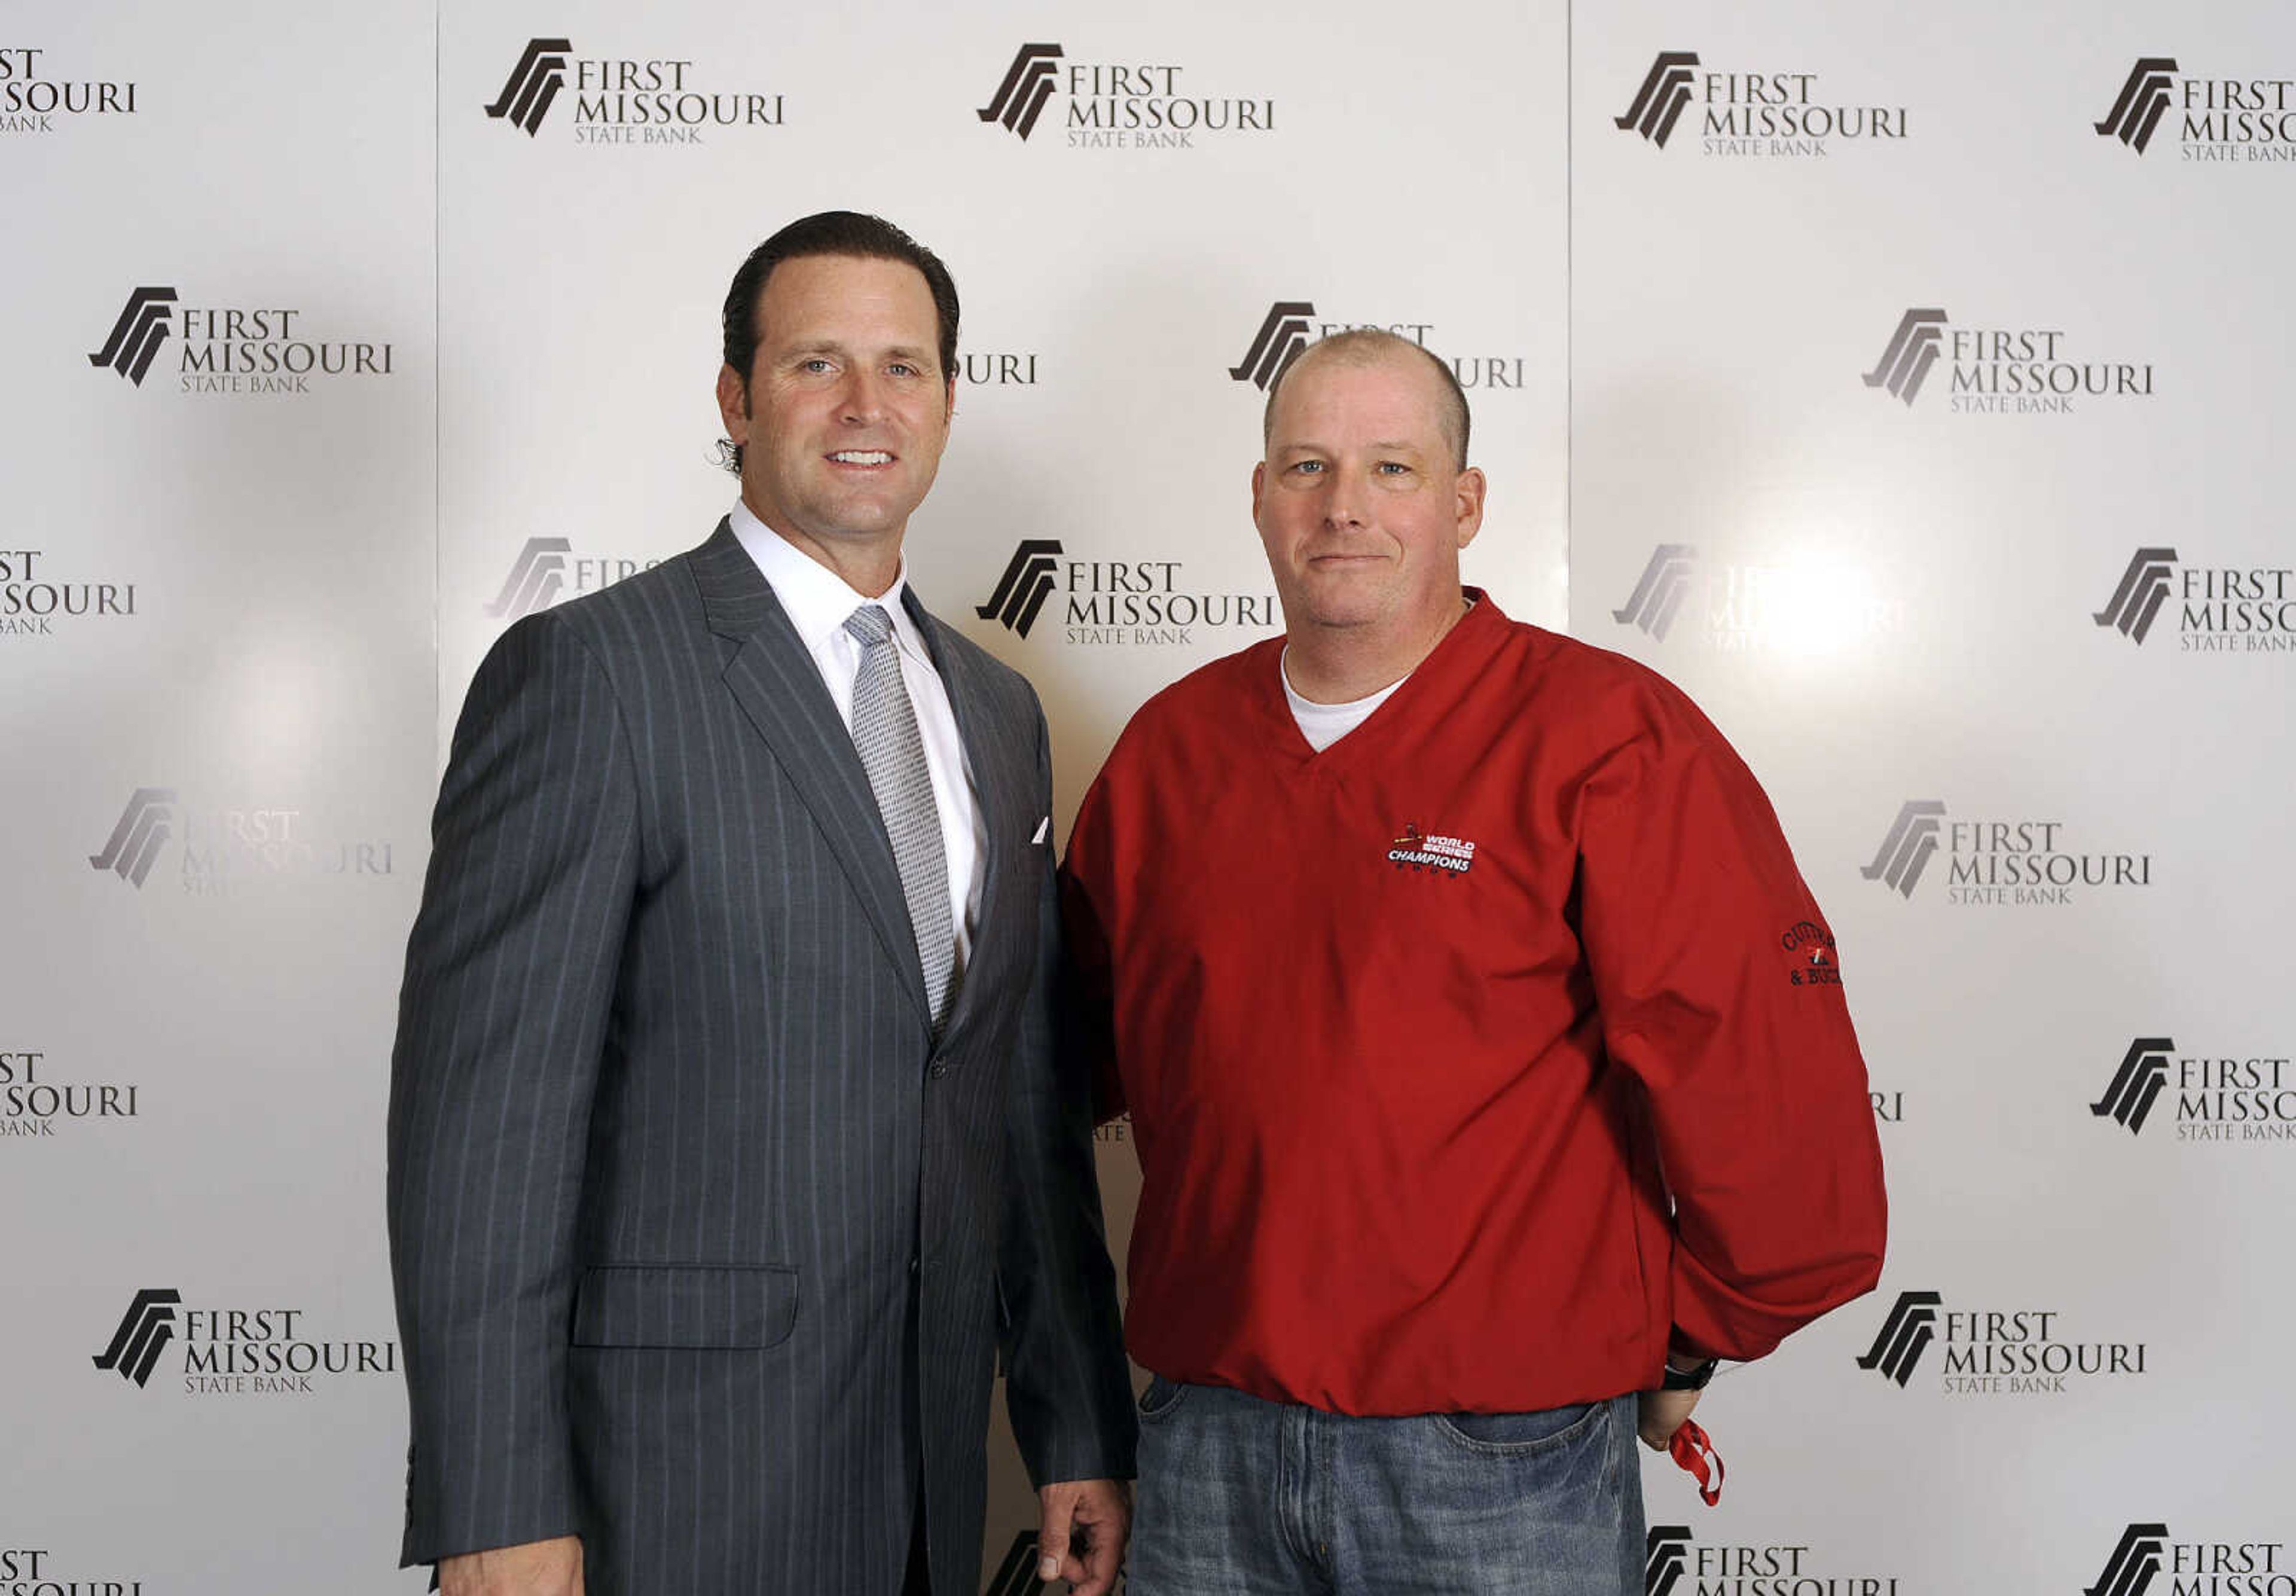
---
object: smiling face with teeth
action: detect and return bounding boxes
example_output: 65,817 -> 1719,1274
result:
715,252 -> 955,595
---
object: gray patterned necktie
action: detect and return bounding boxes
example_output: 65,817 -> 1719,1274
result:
842,604 -> 958,1033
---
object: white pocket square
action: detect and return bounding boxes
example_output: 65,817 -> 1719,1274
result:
1031,816 -> 1050,845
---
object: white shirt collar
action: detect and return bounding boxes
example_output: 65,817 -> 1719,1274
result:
728,500 -> 935,667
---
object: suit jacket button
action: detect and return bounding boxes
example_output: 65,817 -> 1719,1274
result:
929,1061 -> 949,1078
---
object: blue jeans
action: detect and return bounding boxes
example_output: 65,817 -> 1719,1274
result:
1126,1378 -> 1643,1595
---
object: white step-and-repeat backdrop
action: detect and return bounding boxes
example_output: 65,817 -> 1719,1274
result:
5,1 -> 2287,1591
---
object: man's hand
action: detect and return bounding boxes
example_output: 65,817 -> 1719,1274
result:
1036,1478 -> 1130,1596
1638,1386 -> 1702,1451
436,1536 -> 584,1596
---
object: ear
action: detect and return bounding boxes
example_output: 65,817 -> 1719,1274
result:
1452,466 -> 1487,551
1250,460 -> 1268,524
715,363 -> 750,440
943,374 -> 958,427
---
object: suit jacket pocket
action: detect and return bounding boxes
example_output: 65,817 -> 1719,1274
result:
569,1264 -> 800,1350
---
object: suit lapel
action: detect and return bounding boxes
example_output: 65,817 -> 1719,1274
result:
906,590 -> 1024,1051
693,521 -> 932,1029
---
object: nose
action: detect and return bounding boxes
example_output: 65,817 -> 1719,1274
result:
837,366 -> 886,425
1321,468 -> 1369,530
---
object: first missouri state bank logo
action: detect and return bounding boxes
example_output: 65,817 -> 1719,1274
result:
88,788 -> 177,888
483,538 -> 661,622
2086,1524 -> 2289,1596
1855,1289 -> 1940,1386
2092,1035 -> 2296,1145
91,1289 -> 182,1387
978,44 -> 1063,140
1860,801 -> 1945,896
481,35 -> 783,144
2093,1038 -> 2174,1134
1231,302 -> 1317,390
484,37 -> 570,135
1646,1528 -> 1690,1596
486,538 -> 571,620
1612,545 -> 1697,640
2097,60 -> 2180,154
1861,309 -> 1946,404
1617,53 -> 1700,147
1228,303 -> 1528,396
976,539 -> 1277,647
2096,57 -> 2296,162
1857,1288 -> 2147,1395
88,284 -> 395,395
2095,548 -> 2179,644
87,287 -> 176,387
89,1288 -> 398,1396
977,541 -> 1063,637
1612,545 -> 1906,654
1644,1527 -> 1898,1596
2090,1525 -> 2172,1596
2,46 -> 140,134
1862,799 -> 2151,905
974,40 -> 1274,150
2094,547 -> 2296,653
1616,50 -> 1908,157
1862,307 -> 2154,414
87,786 -> 394,893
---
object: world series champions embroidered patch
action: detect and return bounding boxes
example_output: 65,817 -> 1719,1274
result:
1388,823 -> 1476,878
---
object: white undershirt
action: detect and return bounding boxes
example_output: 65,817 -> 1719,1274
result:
1281,648 -> 1407,753
728,502 -> 985,965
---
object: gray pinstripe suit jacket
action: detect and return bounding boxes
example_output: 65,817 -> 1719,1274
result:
386,521 -> 1135,1596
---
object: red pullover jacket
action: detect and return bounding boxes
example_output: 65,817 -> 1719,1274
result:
1061,594 -> 1886,1415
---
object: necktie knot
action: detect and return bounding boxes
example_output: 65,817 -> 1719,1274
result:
844,605 -> 894,648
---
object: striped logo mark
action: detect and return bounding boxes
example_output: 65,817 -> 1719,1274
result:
2088,1524 -> 2170,1596
484,537 -> 572,621
92,1288 -> 184,1388
87,286 -> 178,387
1862,308 -> 1949,405
1645,1527 -> 1693,1596
1616,52 -> 1702,147
2093,1037 -> 2174,1134
88,787 -> 179,889
485,38 -> 573,136
1613,545 -> 1699,640
1855,1289 -> 1943,1386
976,539 -> 1064,637
1861,800 -> 1947,898
1229,301 -> 1317,390
2094,547 -> 2179,645
2096,59 -> 2180,154
978,44 -> 1065,141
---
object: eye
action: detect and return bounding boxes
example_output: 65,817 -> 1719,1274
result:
887,361 -> 920,379
1376,460 -> 1413,477
798,357 -> 835,375
1288,459 -> 1326,477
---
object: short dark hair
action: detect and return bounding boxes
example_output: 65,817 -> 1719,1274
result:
717,210 -> 960,472
1262,328 -> 1472,473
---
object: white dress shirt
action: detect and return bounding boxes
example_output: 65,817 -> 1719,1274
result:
729,502 -> 987,967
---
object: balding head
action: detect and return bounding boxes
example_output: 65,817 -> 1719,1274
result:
1262,329 -> 1471,474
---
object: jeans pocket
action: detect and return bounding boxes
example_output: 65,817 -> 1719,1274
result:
1136,1373 -> 1190,1422
1430,1398 -> 1605,1456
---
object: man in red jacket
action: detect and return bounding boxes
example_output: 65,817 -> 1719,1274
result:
1060,329 -> 1886,1594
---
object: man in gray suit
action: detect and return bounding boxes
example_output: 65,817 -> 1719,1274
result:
387,211 -> 1135,1596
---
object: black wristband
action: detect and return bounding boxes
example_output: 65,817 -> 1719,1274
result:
1661,1357 -> 1717,1391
